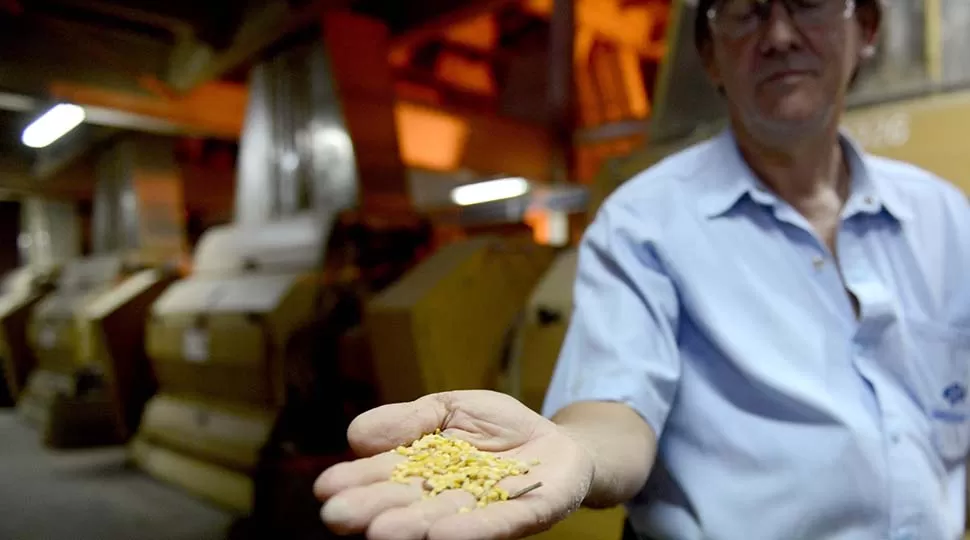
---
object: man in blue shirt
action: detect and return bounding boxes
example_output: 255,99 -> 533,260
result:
314,0 -> 970,538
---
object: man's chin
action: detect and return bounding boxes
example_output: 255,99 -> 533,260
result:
744,107 -> 832,145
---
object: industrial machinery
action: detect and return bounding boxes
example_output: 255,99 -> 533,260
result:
0,266 -> 58,405
501,248 -> 578,413
497,248 -> 626,540
18,254 -> 174,448
131,212 -> 351,515
841,87 -> 970,194
72,265 -> 178,445
366,235 -> 557,404
19,255 -> 124,428
368,238 -> 628,540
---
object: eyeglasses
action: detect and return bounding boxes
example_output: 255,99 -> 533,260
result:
706,0 -> 856,39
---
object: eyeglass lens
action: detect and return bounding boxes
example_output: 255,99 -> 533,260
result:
710,0 -> 851,37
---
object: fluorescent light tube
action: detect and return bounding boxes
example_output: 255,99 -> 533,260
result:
450,177 -> 530,206
22,104 -> 86,148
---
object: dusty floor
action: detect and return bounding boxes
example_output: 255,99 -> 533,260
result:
0,410 -> 234,540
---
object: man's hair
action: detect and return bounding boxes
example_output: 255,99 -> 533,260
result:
692,0 -> 880,89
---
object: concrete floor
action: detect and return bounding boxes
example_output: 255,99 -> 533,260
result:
0,410 -> 234,540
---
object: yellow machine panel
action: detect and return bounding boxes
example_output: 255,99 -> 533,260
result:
19,255 -> 123,428
842,89 -> 970,193
80,269 -> 176,442
132,213 -> 333,513
0,266 -> 57,401
366,236 -> 557,404
499,249 -> 628,540
503,249 -> 578,413
18,254 -> 175,448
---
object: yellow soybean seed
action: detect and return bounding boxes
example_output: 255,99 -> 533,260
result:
390,430 -> 533,509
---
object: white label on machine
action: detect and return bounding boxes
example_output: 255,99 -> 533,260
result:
183,327 -> 210,363
39,326 -> 56,349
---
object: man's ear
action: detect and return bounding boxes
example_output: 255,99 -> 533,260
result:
699,41 -> 724,89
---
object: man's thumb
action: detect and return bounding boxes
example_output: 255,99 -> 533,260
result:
346,394 -> 450,457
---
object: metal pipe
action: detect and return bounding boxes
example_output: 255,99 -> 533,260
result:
547,0 -> 576,184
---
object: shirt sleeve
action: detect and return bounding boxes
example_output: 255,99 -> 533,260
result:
541,198 -> 683,438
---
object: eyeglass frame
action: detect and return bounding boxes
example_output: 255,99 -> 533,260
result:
705,0 -> 857,40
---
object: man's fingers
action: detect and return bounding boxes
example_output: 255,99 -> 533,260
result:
314,452 -> 404,500
320,480 -> 424,535
367,490 -> 477,540
365,475 -> 552,540
427,499 -> 554,540
347,395 -> 449,457
422,475 -> 556,540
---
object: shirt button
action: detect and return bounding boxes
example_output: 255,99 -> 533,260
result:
812,256 -> 825,270
863,196 -> 874,205
890,433 -> 900,444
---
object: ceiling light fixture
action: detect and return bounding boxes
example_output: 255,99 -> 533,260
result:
21,103 -> 86,149
450,177 -> 530,206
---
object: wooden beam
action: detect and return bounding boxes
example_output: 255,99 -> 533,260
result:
33,0 -> 193,34
164,0 -> 339,92
46,80 -> 553,180
0,14 -> 173,97
523,0 -> 669,59
49,80 -> 246,139
389,0 -> 521,49
167,0 -> 515,92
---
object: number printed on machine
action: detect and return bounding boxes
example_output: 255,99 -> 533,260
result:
183,327 -> 209,363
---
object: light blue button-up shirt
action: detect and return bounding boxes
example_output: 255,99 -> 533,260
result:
543,129 -> 970,540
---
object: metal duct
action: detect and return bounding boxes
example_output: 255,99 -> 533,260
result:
18,198 -> 81,268
93,135 -> 187,263
93,144 -> 130,254
235,12 -> 408,224
235,44 -> 355,222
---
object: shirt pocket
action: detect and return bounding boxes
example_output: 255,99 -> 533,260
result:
906,318 -> 970,464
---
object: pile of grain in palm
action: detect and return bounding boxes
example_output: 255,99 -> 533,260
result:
389,430 -> 539,510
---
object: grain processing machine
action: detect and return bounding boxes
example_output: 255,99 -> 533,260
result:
501,248 -> 578,413
73,265 -> 178,445
19,255 -> 125,430
0,266 -> 58,404
366,235 -> 556,403
18,255 -> 175,448
131,212 -> 351,514
367,238 -> 627,540
496,248 -> 625,540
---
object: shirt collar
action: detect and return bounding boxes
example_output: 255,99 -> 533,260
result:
698,127 -> 913,222
697,129 -> 773,218
839,132 -> 913,222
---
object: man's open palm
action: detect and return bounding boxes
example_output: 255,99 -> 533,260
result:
314,390 -> 594,540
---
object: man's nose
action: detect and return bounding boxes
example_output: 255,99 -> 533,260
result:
759,2 -> 800,53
